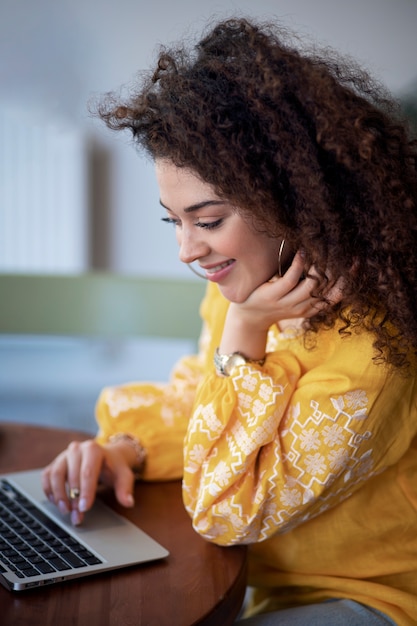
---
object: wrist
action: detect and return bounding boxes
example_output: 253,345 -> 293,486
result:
227,302 -> 272,334
220,312 -> 268,361
107,433 -> 147,476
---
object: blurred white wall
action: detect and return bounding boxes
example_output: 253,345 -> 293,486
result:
1,0 -> 417,277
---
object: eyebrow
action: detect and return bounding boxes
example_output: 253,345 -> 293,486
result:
159,199 -> 227,213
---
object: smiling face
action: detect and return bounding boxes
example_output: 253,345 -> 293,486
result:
156,160 -> 286,303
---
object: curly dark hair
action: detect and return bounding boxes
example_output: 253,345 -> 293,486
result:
96,16 -> 417,369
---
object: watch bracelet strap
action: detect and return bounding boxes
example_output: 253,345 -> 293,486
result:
214,347 -> 266,376
108,432 -> 147,476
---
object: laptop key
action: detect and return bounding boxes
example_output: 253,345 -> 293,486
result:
82,555 -> 102,566
18,560 -> 37,571
19,567 -> 41,577
46,556 -> 71,571
34,560 -> 56,574
60,551 -> 85,568
1,479 -> 105,584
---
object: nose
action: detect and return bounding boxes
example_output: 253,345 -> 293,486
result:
178,228 -> 210,265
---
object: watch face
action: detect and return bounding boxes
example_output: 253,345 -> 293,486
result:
224,353 -> 247,376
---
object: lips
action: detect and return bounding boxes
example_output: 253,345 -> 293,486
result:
204,259 -> 234,275
201,259 -> 236,283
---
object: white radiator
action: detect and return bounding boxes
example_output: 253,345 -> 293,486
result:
0,107 -> 89,273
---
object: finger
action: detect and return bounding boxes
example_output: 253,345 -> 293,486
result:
287,263 -> 334,303
67,440 -> 104,525
77,440 -> 105,514
299,290 -> 340,317
276,277 -> 325,317
62,440 -> 90,525
272,262 -> 343,320
42,451 -> 72,516
41,464 -> 56,504
282,251 -> 304,286
301,269 -> 345,307
325,275 -> 345,305
305,265 -> 345,300
275,265 -> 317,304
98,441 -> 136,508
270,250 -> 305,285
66,441 -> 83,506
42,440 -> 104,526
111,462 -> 136,509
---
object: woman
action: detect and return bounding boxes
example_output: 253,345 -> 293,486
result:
42,17 -> 417,625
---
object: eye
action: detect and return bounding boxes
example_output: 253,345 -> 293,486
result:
195,219 -> 223,230
161,217 -> 181,228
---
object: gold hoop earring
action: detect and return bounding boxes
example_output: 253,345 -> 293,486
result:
278,239 -> 286,277
187,263 -> 207,280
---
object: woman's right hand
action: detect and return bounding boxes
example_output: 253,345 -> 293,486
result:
219,252 -> 345,360
41,438 -> 137,526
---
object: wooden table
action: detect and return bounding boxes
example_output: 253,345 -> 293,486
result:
0,423 -> 247,626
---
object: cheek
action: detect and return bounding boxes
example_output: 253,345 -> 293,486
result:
280,243 -> 295,275
262,242 -> 281,272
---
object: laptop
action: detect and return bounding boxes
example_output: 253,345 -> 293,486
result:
0,468 -> 169,591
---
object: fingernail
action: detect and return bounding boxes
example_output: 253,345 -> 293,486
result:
126,494 -> 134,507
71,509 -> 82,526
58,500 -> 69,515
78,498 -> 88,513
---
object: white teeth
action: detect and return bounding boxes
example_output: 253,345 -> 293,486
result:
207,260 -> 232,273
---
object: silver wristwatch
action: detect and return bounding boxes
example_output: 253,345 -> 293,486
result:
214,348 -> 266,377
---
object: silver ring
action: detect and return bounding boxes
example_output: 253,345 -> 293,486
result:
69,487 -> 80,500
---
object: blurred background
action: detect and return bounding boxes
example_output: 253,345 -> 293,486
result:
1,0 -> 416,432
1,0 -> 417,277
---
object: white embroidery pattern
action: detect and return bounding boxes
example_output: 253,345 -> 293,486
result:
104,358 -> 202,427
184,372 -> 378,543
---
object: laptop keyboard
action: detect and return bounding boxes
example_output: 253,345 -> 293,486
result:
0,479 -> 103,579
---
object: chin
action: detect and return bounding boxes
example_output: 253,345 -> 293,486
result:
218,285 -> 249,304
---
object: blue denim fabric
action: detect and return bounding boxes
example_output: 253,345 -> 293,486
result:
235,599 -> 397,625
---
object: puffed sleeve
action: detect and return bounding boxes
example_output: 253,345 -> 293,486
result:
94,353 -> 202,480
94,286 -> 216,481
182,315 -> 417,546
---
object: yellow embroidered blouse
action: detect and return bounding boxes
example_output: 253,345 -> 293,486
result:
95,282 -> 417,625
